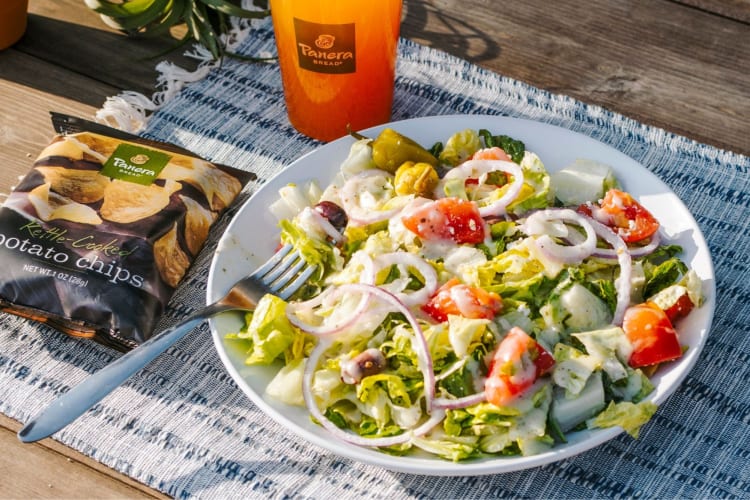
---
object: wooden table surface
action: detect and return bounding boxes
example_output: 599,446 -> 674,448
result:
1,0 -> 748,497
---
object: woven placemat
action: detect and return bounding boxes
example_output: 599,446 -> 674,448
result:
2,19 -> 749,499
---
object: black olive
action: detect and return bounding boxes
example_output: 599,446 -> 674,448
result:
314,201 -> 348,232
340,348 -> 386,384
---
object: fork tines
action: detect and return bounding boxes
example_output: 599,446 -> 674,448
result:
253,244 -> 317,300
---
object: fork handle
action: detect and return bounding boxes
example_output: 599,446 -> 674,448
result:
17,303 -> 230,443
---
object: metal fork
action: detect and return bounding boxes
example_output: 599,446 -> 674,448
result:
18,244 -> 316,444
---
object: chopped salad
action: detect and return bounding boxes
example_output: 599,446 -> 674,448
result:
227,126 -> 703,461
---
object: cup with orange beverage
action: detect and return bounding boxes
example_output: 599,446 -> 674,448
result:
0,0 -> 28,51
269,0 -> 403,142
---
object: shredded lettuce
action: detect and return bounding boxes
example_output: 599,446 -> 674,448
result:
340,138 -> 377,175
439,129 -> 482,166
587,400 -> 658,438
229,126 -> 702,462
507,152 -> 553,214
279,218 -> 342,283
265,358 -> 306,406
412,435 -> 478,461
232,294 -> 303,365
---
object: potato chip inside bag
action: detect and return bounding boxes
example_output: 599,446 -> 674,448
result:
0,113 -> 255,350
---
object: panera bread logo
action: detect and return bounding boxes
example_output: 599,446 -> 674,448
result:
130,154 -> 150,165
111,157 -> 156,177
315,34 -> 335,49
102,144 -> 171,185
294,18 -> 356,74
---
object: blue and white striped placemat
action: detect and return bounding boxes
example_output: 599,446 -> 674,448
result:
2,18 -> 749,499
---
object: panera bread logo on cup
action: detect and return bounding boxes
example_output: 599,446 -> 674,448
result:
293,18 -> 356,74
315,34 -> 335,50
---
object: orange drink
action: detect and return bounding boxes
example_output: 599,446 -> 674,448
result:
0,0 -> 28,50
270,0 -> 403,141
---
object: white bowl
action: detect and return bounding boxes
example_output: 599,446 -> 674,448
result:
207,115 -> 716,475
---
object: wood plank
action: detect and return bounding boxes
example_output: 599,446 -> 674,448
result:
0,414 -> 166,498
1,0 -> 748,497
0,50 -> 116,193
23,0 -> 197,96
17,0 -> 750,156
400,0 -> 750,156
0,51 -> 166,495
672,0 -> 750,23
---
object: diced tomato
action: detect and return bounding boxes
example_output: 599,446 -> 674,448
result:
650,285 -> 695,322
421,278 -> 502,322
577,203 -> 593,217
471,147 -> 512,162
402,197 -> 485,244
663,293 -> 694,322
622,302 -> 683,368
484,327 -> 555,407
596,189 -> 660,243
465,147 -> 513,187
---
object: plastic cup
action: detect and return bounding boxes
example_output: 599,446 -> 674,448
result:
270,0 -> 403,142
0,0 -> 28,50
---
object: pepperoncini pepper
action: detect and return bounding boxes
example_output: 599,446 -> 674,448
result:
394,161 -> 439,197
369,128 -> 438,173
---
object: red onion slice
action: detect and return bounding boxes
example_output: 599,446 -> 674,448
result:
355,251 -> 376,284
304,338 -> 445,447
582,215 -> 632,325
439,159 -> 525,217
301,283 -> 445,448
341,283 -> 435,408
339,169 -> 401,226
521,209 -> 598,264
367,252 -> 438,307
432,392 -> 487,410
563,218 -> 662,260
285,286 -> 370,336
592,231 -> 661,259
307,207 -> 345,245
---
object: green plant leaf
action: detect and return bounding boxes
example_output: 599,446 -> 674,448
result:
101,0 -> 172,32
135,0 -> 191,37
87,0 -> 271,60
188,1 -> 222,59
84,0 -> 158,17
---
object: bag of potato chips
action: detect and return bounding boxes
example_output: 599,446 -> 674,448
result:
0,113 -> 254,350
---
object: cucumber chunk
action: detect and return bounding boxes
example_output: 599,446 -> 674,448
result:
552,159 -> 619,206
551,371 -> 606,432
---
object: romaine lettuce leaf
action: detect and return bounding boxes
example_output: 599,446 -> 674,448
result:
279,218 -> 341,277
447,315 -> 491,358
507,152 -> 553,214
265,358 -> 306,406
572,327 -> 633,382
340,138 -> 377,175
552,343 -> 598,396
608,368 -> 655,403
411,435 -> 478,461
587,400 -> 658,438
234,294 -> 302,365
439,129 -> 481,166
